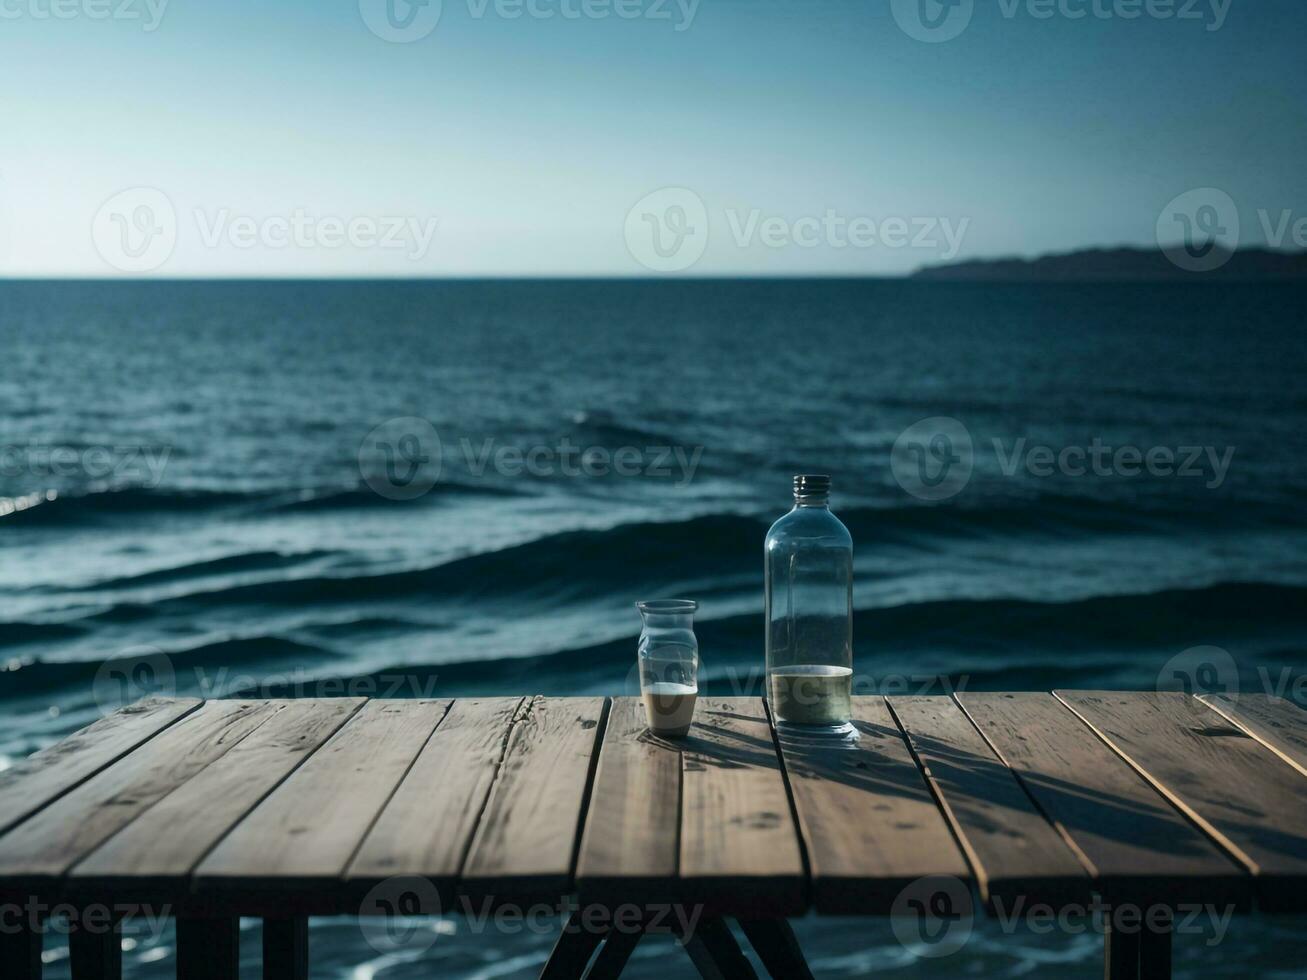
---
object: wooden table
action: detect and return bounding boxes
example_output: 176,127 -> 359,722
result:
1,691 -> 1304,979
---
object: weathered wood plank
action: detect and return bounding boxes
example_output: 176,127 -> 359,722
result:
680,697 -> 806,916
959,692 -> 1247,907
888,696 -> 1088,908
0,701 -> 277,887
574,696 -> 681,906
194,700 -> 450,901
1056,691 -> 1307,910
347,698 -> 524,899
459,697 -> 607,906
0,697 -> 201,836
71,698 -> 364,891
774,696 -> 967,914
1199,693 -> 1307,778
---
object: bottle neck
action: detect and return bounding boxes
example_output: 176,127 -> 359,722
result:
793,493 -> 830,509
640,613 -> 694,630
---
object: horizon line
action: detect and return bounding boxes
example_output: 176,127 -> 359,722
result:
2,245 -> 1303,284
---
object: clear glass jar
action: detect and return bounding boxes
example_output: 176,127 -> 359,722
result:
636,599 -> 699,737
765,474 -> 854,735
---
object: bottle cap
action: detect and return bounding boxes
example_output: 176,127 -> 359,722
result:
793,474 -> 831,495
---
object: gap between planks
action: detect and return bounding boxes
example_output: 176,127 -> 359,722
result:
884,697 -> 988,898
566,697 -> 613,890
185,697 -> 367,880
0,697 -> 203,838
1052,690 -> 1307,913
959,691 -> 1251,910
948,693 -> 1101,883
1198,693 -> 1307,779
763,697 -> 814,889
345,697 -> 531,897
1053,691 -> 1261,874
456,696 -> 611,905
337,699 -> 458,876
70,698 -> 370,894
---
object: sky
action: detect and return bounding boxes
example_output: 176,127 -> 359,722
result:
0,0 -> 1304,276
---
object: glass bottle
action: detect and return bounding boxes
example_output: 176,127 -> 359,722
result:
765,474 -> 854,735
636,599 -> 699,737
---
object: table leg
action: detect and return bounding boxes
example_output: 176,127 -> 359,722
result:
263,917 -> 308,980
539,912 -> 606,980
69,914 -> 120,980
585,923 -> 645,980
736,918 -> 813,980
176,916 -> 240,980
1104,922 -> 1141,980
678,918 -> 758,980
1139,909 -> 1172,980
0,920 -> 43,980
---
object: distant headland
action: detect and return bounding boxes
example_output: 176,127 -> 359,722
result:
912,246 -> 1307,281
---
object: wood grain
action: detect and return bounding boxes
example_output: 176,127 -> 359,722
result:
0,700 -> 276,887
574,696 -> 682,906
0,696 -> 200,836
1057,691 -> 1307,910
774,696 -> 967,914
679,697 -> 807,916
5,690 -> 1294,923
1199,693 -> 1307,778
347,698 -> 524,899
459,697 -> 607,907
194,700 -> 450,901
888,695 -> 1088,908
71,698 -> 365,891
960,692 -> 1247,907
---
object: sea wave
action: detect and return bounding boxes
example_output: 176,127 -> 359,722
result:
6,581 -> 1302,701
0,487 -> 253,525
0,634 -> 338,699
306,579 -> 1307,695
0,481 -> 527,526
77,550 -> 341,591
0,620 -> 85,649
27,493 -> 1298,611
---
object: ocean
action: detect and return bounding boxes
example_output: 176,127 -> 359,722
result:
2,279 -> 1305,977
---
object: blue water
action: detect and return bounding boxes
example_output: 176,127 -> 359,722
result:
2,279 -> 1306,977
